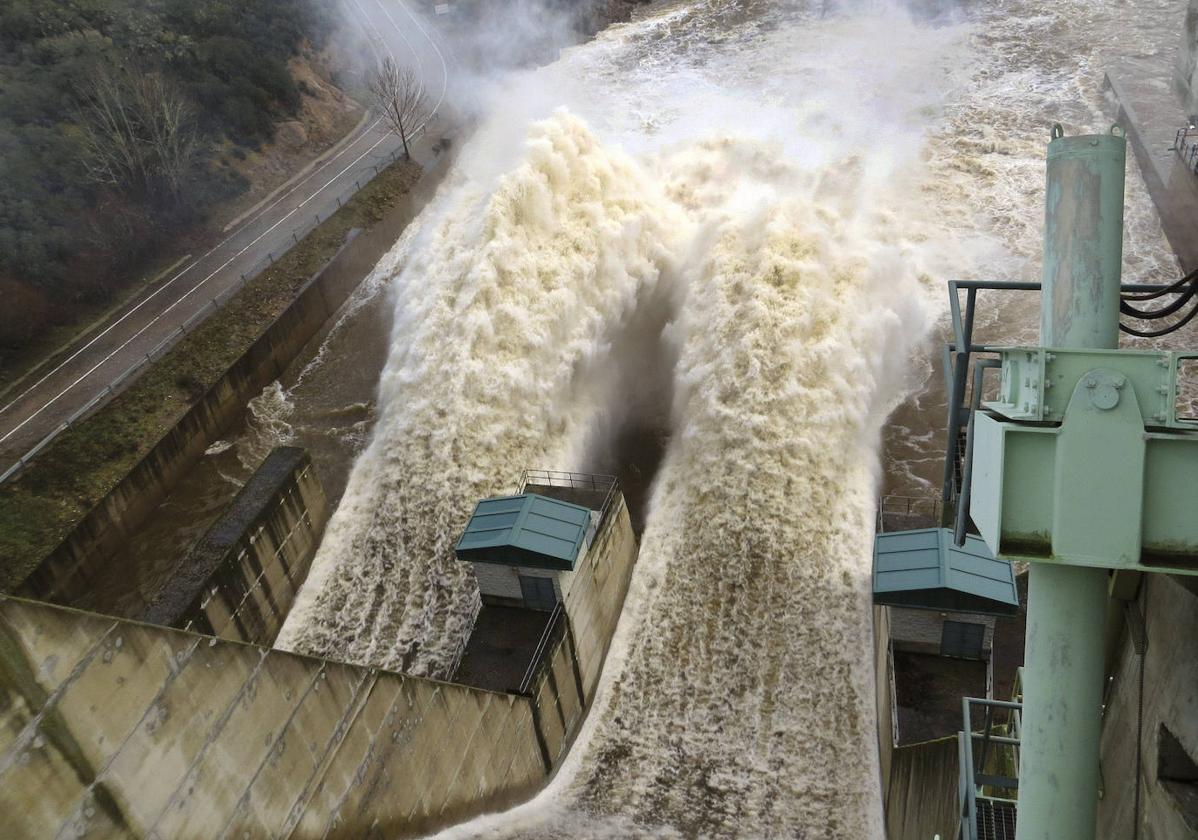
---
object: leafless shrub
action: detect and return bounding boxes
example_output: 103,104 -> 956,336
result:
77,66 -> 198,200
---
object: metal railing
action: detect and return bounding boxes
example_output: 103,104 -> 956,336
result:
0,150 -> 413,487
1172,124 -> 1198,175
518,469 -> 620,531
876,494 -> 943,531
517,602 -> 565,695
958,681 -> 1023,840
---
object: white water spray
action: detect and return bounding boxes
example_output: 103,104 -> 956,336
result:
279,0 -> 1180,834
277,112 -> 677,675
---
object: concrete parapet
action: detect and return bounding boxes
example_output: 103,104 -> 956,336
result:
17,235 -> 364,612
139,446 -> 328,646
874,605 -> 895,805
0,596 -> 546,838
559,496 -> 639,700
1105,65 -> 1198,273
514,493 -> 639,768
1176,1 -> 1198,111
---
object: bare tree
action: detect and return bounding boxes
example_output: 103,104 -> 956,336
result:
367,57 -> 429,160
78,67 -> 197,200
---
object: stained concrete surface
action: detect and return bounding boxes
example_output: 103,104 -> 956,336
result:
894,651 -> 988,745
1107,61 -> 1198,273
885,737 -> 961,840
1097,574 -> 1198,839
139,446 -> 327,646
454,606 -> 551,693
0,493 -> 642,838
0,595 -> 546,839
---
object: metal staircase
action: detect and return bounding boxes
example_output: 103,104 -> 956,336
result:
958,669 -> 1023,840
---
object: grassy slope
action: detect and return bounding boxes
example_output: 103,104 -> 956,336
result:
0,159 -> 420,589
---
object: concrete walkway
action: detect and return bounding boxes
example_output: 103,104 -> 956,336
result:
1107,59 -> 1198,273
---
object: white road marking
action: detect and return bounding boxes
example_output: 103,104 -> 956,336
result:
0,0 -> 449,456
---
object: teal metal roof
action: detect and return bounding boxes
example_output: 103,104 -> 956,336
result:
455,493 -> 591,571
873,528 -> 1019,616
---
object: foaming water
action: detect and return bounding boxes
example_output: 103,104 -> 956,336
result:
277,113 -> 677,675
432,138 -> 938,840
237,381 -> 297,471
278,0 -> 969,832
881,0 -> 1180,493
278,0 -> 1180,835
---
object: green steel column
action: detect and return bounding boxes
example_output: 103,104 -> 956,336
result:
1017,126 -> 1126,840
1039,125 -> 1126,349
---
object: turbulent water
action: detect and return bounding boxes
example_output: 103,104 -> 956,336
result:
277,113 -> 678,673
276,0 -> 1182,835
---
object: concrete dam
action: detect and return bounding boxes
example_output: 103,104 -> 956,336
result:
1,471 -> 639,837
3,0 -> 1198,837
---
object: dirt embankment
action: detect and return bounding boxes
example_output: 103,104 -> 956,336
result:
215,46 -> 367,226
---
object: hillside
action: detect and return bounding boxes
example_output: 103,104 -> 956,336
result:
0,0 -> 354,354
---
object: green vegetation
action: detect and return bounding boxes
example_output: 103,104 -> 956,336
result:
0,0 -> 336,349
0,159 -> 421,590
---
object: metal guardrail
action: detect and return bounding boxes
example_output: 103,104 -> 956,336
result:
0,150 -> 413,487
1172,125 -> 1198,175
958,680 -> 1023,840
517,602 -> 565,695
0,0 -> 457,488
518,469 -> 619,531
876,494 -> 943,531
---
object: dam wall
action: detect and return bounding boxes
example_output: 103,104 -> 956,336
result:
0,492 -> 640,837
0,595 -> 547,839
19,236 -> 364,613
558,496 -> 639,700
884,737 -> 961,840
874,605 -> 895,803
1097,573 -> 1198,839
518,493 -> 639,767
139,447 -> 328,647
1107,0 -> 1198,276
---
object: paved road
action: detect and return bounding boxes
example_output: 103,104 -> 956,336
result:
0,0 -> 450,478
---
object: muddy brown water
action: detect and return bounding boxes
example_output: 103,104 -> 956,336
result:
79,152 -> 454,616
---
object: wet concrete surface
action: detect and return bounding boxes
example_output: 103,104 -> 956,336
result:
894,651 -> 988,744
454,606 -> 553,693
1108,59 -> 1198,273
84,149 -> 458,616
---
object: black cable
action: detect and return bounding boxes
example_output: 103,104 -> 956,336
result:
1121,266 -> 1198,302
1121,285 -> 1196,320
1119,268 -> 1198,335
1120,295 -> 1198,337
